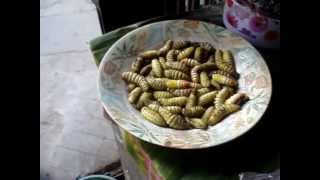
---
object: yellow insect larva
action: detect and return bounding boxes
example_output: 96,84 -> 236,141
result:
165,80 -> 201,89
164,106 -> 182,114
197,62 -> 217,70
191,63 -> 217,83
200,42 -> 215,54
127,83 -> 137,92
194,47 -> 204,61
207,105 -> 228,126
172,40 -> 190,50
139,50 -> 159,59
222,50 -> 235,66
200,71 -> 211,88
198,91 -> 218,106
197,88 -> 211,96
186,91 -> 197,108
165,61 -> 189,73
131,57 -> 144,73
147,70 -> 156,77
183,106 -> 205,117
225,92 -> 249,105
180,58 -> 200,67
210,79 -> 221,90
146,77 -> 168,90
151,59 -> 163,77
215,49 -> 223,62
217,63 -> 236,75
211,74 -> 238,86
139,64 -> 152,76
136,92 -> 153,109
207,103 -> 240,126
158,57 -> 168,69
224,103 -> 241,113
141,106 -> 167,127
186,117 -> 208,129
212,70 -> 239,79
150,100 -> 161,106
168,88 -> 193,97
191,66 -> 200,83
121,71 -> 150,92
158,96 -> 188,106
211,70 -> 233,78
201,106 -> 215,122
158,107 -> 189,130
177,47 -> 195,60
141,94 -> 154,107
214,86 -> 233,108
164,69 -> 190,80
147,102 -> 161,112
128,87 -> 143,104
166,49 -> 180,62
190,82 -> 202,88
215,49 -> 235,75
166,80 -> 190,89
158,40 -> 173,56
153,91 -> 174,99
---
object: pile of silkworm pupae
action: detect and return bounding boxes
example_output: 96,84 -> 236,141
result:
121,40 -> 249,130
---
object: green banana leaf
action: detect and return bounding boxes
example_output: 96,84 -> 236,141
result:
89,16 -> 165,66
89,27 -> 136,66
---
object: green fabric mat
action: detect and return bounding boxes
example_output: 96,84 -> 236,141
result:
89,19 -> 279,180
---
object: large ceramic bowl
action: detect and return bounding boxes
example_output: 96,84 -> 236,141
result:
98,20 -> 272,149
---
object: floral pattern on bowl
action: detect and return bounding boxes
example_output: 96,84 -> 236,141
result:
98,20 -> 272,149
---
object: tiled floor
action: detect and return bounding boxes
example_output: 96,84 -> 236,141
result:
40,0 -> 119,179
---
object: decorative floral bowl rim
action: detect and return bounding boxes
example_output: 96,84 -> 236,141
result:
98,19 -> 272,149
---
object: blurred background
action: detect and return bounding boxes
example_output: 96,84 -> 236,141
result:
40,0 -> 118,179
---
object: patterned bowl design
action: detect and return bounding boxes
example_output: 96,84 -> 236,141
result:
98,20 -> 272,149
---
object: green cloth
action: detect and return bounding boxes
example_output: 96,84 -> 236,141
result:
89,19 -> 279,180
